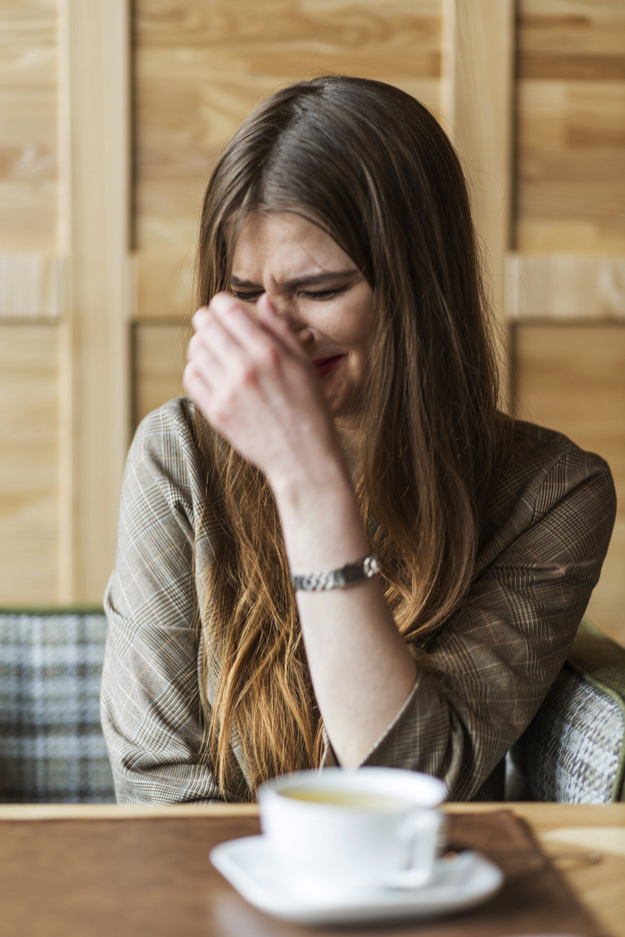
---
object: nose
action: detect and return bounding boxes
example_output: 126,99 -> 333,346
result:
265,291 -> 313,343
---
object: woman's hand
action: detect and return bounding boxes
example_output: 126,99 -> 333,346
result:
184,291 -> 417,769
183,292 -> 343,493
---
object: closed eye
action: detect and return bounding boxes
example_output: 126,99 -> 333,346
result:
230,289 -> 263,303
299,287 -> 346,301
231,286 -> 347,302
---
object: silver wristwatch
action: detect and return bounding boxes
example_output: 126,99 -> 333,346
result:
290,553 -> 381,592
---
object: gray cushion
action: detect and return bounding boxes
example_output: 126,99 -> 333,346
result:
512,619 -> 625,803
0,608 -> 115,803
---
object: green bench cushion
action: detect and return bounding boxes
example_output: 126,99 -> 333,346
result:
512,619 -> 625,803
0,608 -> 115,803
2,609 -> 624,804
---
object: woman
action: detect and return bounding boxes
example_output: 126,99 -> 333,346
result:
101,76 -> 616,804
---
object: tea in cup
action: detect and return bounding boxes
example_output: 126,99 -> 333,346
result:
257,767 -> 447,892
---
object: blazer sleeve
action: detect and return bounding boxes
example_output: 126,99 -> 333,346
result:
360,432 -> 617,801
100,399 -> 245,804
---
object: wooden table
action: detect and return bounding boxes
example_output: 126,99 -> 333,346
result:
448,803 -> 625,937
0,802 -> 623,937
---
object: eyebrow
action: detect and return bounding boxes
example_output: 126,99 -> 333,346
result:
230,269 -> 360,289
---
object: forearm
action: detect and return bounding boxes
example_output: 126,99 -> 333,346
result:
184,290 -> 418,767
273,460 -> 418,768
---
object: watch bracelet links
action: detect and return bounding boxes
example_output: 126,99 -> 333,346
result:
290,553 -> 381,592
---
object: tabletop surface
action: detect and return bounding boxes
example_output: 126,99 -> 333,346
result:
0,802 -> 623,937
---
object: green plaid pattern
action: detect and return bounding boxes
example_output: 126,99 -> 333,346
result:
0,610 -> 115,803
512,621 -> 625,803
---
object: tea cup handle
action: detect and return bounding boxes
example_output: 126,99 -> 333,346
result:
384,809 -> 446,889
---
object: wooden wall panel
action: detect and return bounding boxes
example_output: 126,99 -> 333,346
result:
0,2 -> 60,606
0,251 -> 66,320
1,0 -> 623,642
133,323 -> 189,427
132,249 -> 194,321
516,1 -> 625,251
442,0 -> 515,407
0,325 -> 58,603
57,0 -> 131,602
506,255 -> 625,320
514,324 -> 625,645
0,0 -> 57,251
133,0 -> 442,250
512,3 -> 625,640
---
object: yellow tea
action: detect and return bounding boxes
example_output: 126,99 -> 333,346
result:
279,787 -> 413,812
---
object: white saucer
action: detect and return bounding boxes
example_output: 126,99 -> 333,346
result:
210,835 -> 504,925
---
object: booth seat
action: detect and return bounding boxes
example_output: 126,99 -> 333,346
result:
510,618 -> 625,802
0,607 -> 114,803
0,610 -> 623,804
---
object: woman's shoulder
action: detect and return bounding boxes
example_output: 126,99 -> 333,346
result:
499,414 -> 614,496
132,396 -> 199,450
123,396 -> 208,505
127,396 -> 206,471
478,416 -> 616,564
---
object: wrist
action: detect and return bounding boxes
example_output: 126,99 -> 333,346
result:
268,442 -> 352,512
272,468 -> 370,573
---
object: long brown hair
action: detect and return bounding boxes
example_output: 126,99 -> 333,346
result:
194,76 -> 503,798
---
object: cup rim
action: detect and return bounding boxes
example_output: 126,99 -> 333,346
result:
257,766 -> 448,812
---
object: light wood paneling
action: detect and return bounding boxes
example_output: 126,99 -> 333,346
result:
442,0 -> 515,303
0,0 -> 57,250
518,0 -> 625,81
0,2 -> 60,604
1,0 -> 623,643
514,324 -> 625,644
0,251 -> 66,319
441,0 -> 515,406
58,0 -> 131,602
132,250 -> 195,320
513,3 -> 625,641
134,0 -> 442,249
133,322 -> 189,428
516,2 -> 625,251
506,254 -> 625,320
0,325 -> 58,603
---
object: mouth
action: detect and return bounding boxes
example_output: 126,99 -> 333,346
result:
313,355 -> 345,378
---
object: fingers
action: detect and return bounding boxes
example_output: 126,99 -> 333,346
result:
255,294 -> 309,362
184,300 -> 237,408
188,299 -> 277,393
192,293 -> 309,364
185,295 -> 279,415
182,358 -> 213,414
185,292 -> 318,429
188,303 -> 242,375
183,327 -> 217,418
183,290 -> 338,478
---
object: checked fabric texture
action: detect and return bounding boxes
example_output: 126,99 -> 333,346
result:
512,620 -> 625,803
0,610 -> 115,803
1,604 -> 622,804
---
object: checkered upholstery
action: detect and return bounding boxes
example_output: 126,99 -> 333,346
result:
0,609 -> 115,803
511,620 -> 625,803
1,609 -> 623,803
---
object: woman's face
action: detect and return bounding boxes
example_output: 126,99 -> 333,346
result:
229,211 -> 376,428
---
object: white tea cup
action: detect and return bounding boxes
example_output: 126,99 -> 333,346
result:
257,767 -> 447,892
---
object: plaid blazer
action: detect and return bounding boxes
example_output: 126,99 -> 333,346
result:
101,398 -> 616,804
